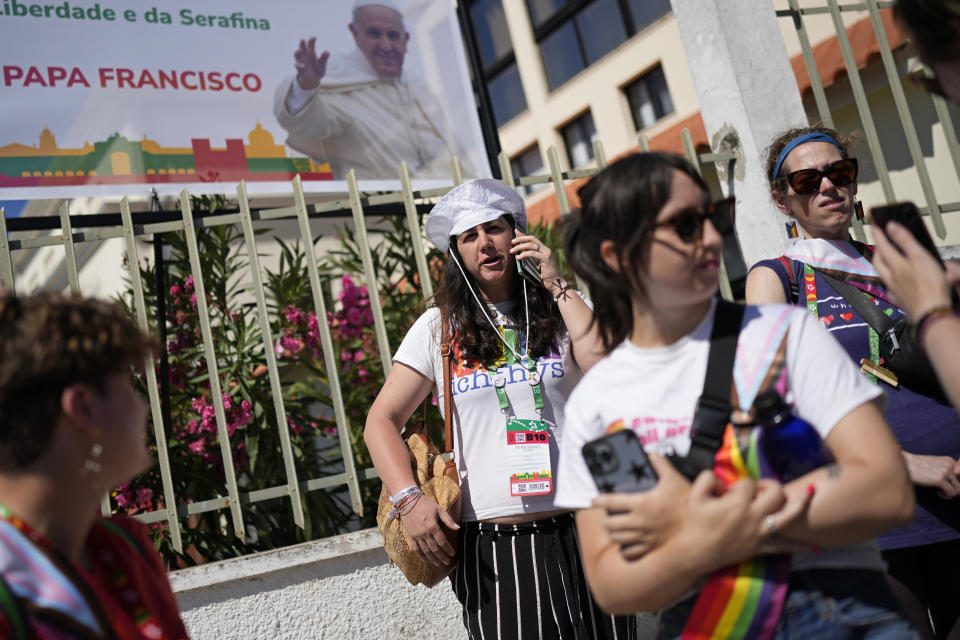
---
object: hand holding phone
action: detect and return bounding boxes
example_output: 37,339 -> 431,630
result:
871,202 -> 959,311
582,429 -> 658,493
511,228 -> 549,287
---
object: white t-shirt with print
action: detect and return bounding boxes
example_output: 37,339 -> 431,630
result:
394,303 -> 582,521
555,300 -> 887,572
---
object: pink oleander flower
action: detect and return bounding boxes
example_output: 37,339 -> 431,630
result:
288,418 -> 304,435
188,439 -> 206,455
283,305 -> 304,326
136,487 -> 153,505
346,307 -> 364,326
170,285 -> 180,297
184,275 -> 194,292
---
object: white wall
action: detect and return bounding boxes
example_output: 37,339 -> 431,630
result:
172,528 -> 466,640
171,527 -> 659,639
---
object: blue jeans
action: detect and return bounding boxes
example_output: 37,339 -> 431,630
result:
774,570 -> 918,639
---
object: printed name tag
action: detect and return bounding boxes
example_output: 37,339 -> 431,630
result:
506,418 -> 552,496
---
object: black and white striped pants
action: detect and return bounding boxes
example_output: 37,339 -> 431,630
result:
451,513 -> 637,640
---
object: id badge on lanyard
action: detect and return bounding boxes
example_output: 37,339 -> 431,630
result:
495,327 -> 552,497
507,417 -> 552,496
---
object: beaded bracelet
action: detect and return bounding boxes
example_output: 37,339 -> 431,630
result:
914,305 -> 956,347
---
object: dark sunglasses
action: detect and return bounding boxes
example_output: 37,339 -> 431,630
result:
785,157 -> 858,195
652,197 -> 736,244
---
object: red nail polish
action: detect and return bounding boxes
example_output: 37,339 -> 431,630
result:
806,484 -> 816,497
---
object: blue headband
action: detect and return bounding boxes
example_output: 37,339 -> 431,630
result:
771,132 -> 843,180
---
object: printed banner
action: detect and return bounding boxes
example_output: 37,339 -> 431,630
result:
0,0 -> 490,198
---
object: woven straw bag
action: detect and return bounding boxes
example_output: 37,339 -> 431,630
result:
376,424 -> 461,586
376,309 -> 460,587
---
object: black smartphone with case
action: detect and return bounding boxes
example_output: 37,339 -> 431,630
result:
512,227 -> 543,286
582,429 -> 658,493
870,202 -> 943,267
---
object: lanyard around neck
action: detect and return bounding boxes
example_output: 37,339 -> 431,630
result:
802,263 -> 880,384
493,327 -> 544,416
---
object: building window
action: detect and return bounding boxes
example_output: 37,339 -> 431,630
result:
626,0 -> 672,33
528,0 -> 671,90
561,111 -> 597,167
510,145 -> 547,195
625,65 -> 674,131
469,0 -> 528,126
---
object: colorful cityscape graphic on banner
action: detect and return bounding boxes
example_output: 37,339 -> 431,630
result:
0,124 -> 333,187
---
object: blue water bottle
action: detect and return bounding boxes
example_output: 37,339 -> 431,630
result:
755,390 -> 832,482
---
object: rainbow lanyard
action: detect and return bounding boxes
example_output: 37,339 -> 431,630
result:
802,263 -> 880,384
492,326 -> 544,417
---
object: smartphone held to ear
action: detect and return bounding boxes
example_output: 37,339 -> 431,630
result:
870,202 -> 943,267
513,227 -> 544,286
582,429 -> 658,493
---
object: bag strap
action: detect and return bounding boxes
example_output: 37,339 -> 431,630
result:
671,300 -> 745,479
816,270 -> 894,334
0,572 -> 30,640
440,307 -> 453,454
777,256 -> 799,304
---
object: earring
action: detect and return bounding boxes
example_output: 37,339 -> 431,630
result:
80,442 -> 103,477
855,200 -> 864,221
785,220 -> 799,239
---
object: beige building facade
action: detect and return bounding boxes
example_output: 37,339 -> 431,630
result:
474,0 -> 960,245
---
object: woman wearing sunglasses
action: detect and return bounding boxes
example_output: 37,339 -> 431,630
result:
747,126 -> 960,640
555,151 -> 915,638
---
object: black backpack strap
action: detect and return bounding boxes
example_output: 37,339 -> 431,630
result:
670,300 -> 745,480
816,270 -> 894,334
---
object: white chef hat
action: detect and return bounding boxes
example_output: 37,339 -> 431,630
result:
352,0 -> 401,13
424,179 -> 526,254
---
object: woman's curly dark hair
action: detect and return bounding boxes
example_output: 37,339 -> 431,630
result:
434,216 -> 562,368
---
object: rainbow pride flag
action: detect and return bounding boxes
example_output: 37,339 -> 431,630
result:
679,426 -> 791,639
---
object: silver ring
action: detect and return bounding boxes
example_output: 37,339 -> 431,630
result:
764,514 -> 777,535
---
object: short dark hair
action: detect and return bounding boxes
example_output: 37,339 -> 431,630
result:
764,125 -> 853,193
564,152 -> 709,352
895,0 -> 960,62
0,294 -> 154,470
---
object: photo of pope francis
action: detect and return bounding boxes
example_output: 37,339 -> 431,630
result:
273,0 -> 464,180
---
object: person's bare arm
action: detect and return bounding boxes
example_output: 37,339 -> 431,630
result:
920,313 -> 960,411
745,266 -> 788,305
364,362 -> 458,566
576,470 -> 807,614
774,401 -> 915,545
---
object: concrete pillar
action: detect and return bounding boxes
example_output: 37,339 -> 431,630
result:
669,0 -> 808,266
